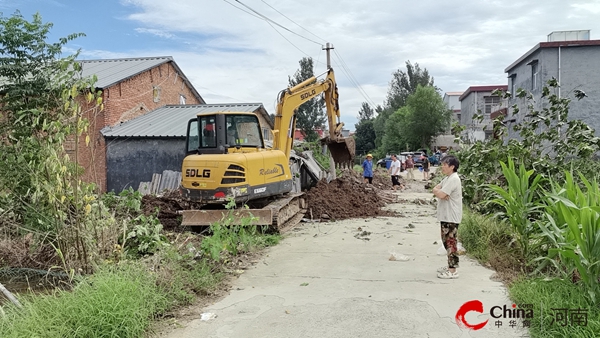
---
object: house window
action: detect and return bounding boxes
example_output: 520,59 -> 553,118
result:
153,86 -> 161,103
262,127 -> 270,141
510,74 -> 517,96
484,96 -> 501,118
179,94 -> 186,105
531,62 -> 539,90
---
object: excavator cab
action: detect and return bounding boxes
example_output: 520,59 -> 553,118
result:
185,113 -> 265,156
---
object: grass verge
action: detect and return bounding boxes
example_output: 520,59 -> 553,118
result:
509,277 -> 600,337
0,262 -> 167,338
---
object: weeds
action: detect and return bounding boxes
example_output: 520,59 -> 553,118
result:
509,277 -> 600,338
201,198 -> 280,261
0,262 -> 167,338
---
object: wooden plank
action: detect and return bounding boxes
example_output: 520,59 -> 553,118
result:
181,209 -> 273,226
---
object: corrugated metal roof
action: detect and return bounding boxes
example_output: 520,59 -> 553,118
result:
101,103 -> 264,138
79,56 -> 172,88
78,56 -> 205,103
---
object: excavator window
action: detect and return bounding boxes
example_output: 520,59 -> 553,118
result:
200,116 -> 217,148
225,115 -> 263,148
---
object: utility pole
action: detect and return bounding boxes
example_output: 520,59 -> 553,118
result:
323,42 -> 333,69
323,43 -> 337,180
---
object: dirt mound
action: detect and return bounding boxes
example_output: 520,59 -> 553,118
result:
141,169 -> 400,228
303,169 -> 398,221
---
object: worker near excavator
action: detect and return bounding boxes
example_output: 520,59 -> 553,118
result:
362,154 -> 374,184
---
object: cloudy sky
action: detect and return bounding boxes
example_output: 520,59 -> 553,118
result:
2,0 -> 600,130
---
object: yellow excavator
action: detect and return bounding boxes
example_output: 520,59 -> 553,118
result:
179,49 -> 354,230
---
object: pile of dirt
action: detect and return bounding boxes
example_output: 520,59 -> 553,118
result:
141,169 -> 402,228
303,169 -> 398,221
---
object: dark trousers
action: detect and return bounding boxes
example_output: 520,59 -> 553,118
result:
440,221 -> 459,268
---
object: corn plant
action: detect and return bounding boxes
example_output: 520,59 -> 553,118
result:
485,157 -> 544,258
537,171 -> 600,305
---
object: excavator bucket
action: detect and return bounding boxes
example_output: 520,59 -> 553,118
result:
326,136 -> 355,169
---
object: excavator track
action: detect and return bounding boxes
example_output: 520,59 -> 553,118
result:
261,193 -> 306,233
179,193 -> 306,233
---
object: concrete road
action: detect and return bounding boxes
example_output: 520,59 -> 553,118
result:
164,191 -> 529,338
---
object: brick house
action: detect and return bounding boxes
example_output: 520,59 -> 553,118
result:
504,30 -> 600,139
69,56 -> 205,192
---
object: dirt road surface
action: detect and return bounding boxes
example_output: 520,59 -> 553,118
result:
160,174 -> 528,338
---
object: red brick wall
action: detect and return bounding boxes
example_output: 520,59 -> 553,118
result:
71,61 -> 203,192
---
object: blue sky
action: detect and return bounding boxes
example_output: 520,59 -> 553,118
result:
2,0 -> 600,130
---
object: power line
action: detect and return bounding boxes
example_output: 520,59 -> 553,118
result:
223,0 -> 380,113
221,0 -> 265,20
260,0 -> 327,44
233,0 -> 322,45
333,49 -> 379,110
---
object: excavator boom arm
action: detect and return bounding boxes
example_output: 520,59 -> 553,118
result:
272,69 -> 354,166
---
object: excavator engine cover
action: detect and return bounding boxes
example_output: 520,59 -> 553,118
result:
326,136 -> 355,169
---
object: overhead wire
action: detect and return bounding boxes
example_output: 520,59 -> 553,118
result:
332,49 -> 379,110
223,0 -> 380,113
234,0 -> 322,45
260,0 -> 327,44
220,0 -> 265,21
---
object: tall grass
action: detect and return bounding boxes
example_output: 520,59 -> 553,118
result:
509,277 -> 600,338
458,208 -> 514,263
0,262 -> 167,338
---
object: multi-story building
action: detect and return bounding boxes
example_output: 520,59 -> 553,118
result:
443,91 -> 463,123
459,85 -> 507,142
432,92 -> 464,150
504,30 -> 600,139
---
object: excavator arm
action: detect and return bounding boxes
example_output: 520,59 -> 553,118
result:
272,68 -> 355,167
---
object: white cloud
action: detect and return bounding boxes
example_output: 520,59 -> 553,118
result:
100,0 -> 600,130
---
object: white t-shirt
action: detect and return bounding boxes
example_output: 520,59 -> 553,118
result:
436,172 -> 463,223
390,159 -> 401,175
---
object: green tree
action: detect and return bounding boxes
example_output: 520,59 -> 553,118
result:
384,60 -> 436,112
354,119 -> 376,156
288,57 -> 325,141
382,85 -> 452,151
381,107 -> 409,154
357,102 -> 375,121
374,61 -> 436,150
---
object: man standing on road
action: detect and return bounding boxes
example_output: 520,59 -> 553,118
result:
432,155 -> 462,279
422,155 -> 430,181
362,154 -> 374,184
389,154 -> 401,191
405,155 -> 415,180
